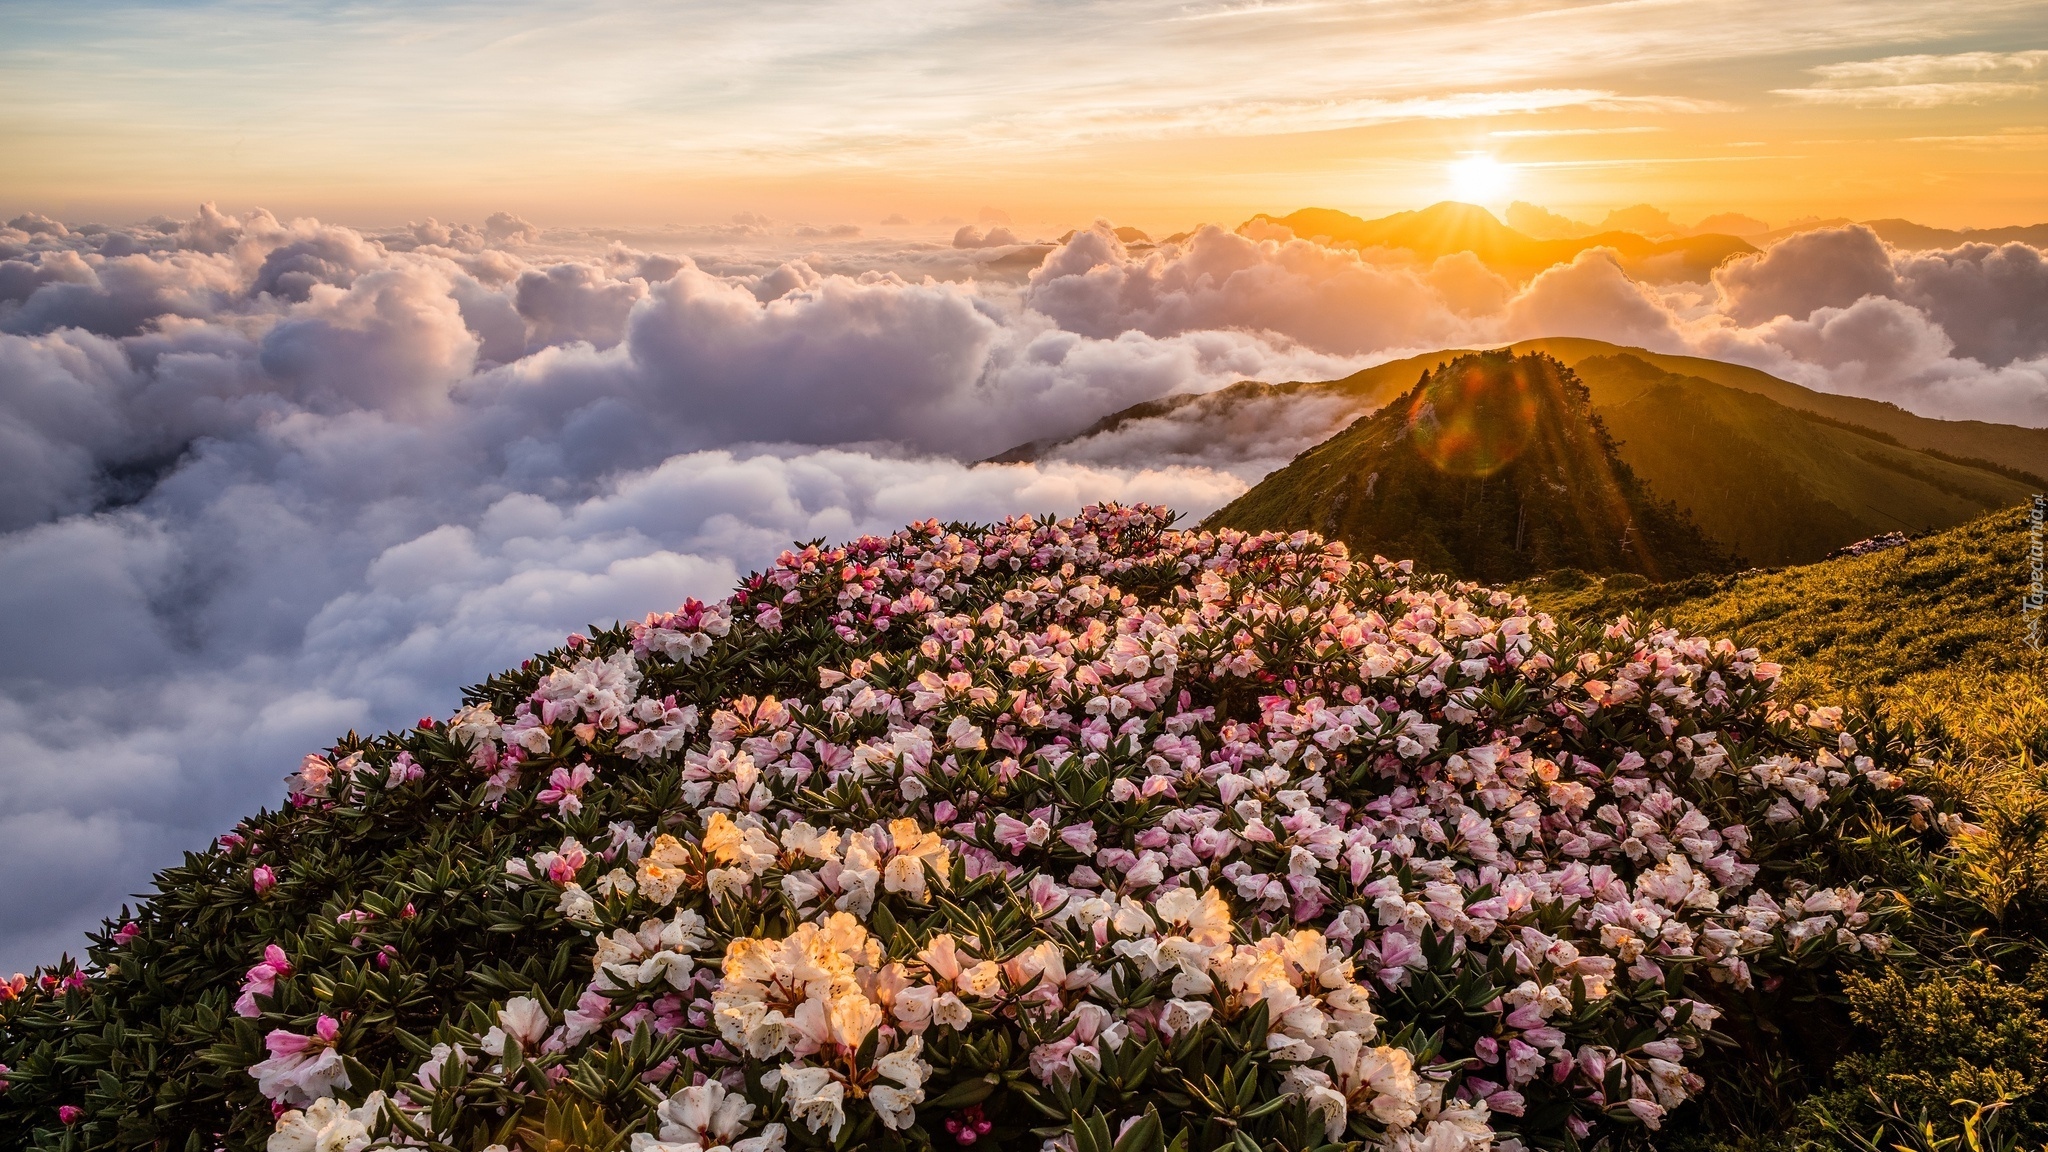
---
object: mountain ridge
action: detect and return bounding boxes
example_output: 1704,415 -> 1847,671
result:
998,340 -> 2041,569
1201,350 -> 1735,581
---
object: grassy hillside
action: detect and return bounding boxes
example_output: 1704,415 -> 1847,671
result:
1203,350 -> 1734,580
1511,337 -> 2048,480
1576,353 -> 2035,565
1528,502 -> 2045,780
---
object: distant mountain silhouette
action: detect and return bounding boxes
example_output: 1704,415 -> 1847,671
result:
1859,218 -> 2048,250
1241,202 -> 1757,281
1748,217 -> 2048,249
1202,351 -> 1734,581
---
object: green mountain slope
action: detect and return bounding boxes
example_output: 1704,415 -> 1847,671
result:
1571,353 -> 2037,565
1509,337 -> 2048,480
997,340 -> 2043,566
1001,339 -> 2048,481
1201,350 -> 1733,580
1244,202 -> 1758,281
1525,503 -> 2046,768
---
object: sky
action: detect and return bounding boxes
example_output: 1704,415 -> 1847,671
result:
4,0 -> 2048,231
1,1 -> 2047,969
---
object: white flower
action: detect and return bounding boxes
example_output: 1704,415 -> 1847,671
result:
499,996 -> 552,1052
1389,1101 -> 1495,1152
558,882 -> 598,923
871,1082 -> 922,1130
657,1079 -> 756,1144
1157,998 -> 1214,1036
267,1093 -> 386,1152
933,991 -> 973,1030
1316,1030 -> 1423,1130
874,1034 -> 929,1091
627,1137 -> 702,1152
1152,887 -> 1233,946
248,1020 -> 351,1106
634,949 -> 697,990
1283,1067 -> 1351,1142
778,1064 -> 847,1138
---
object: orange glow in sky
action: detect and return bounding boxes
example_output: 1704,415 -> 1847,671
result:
2,1 -> 2045,231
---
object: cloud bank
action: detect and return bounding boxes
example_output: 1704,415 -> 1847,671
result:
1,205 -> 2044,967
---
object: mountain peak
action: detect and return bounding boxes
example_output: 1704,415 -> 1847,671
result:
1203,350 -> 1733,582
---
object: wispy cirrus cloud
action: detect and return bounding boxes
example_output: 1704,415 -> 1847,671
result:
1809,49 -> 2048,83
4,0 -> 2042,220
1903,126 -> 2048,149
1776,49 -> 2048,107
1489,126 -> 1666,138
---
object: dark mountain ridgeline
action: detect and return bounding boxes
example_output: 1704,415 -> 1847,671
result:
1201,351 -> 1734,581
997,340 -> 2044,570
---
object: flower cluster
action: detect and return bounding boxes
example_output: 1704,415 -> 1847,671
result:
0,505 -> 1920,1152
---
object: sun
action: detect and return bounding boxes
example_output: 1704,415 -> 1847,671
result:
1446,154 -> 1515,206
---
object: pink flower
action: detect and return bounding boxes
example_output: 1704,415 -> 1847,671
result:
111,922 -> 140,946
1487,1089 -> 1527,1117
248,1015 -> 349,1105
537,764 -> 597,815
252,866 -> 277,896
991,814 -> 1031,855
234,945 -> 294,1017
58,1105 -> 83,1124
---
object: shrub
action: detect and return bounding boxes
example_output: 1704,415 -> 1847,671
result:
1792,962 -> 2048,1149
0,506 -> 1917,1152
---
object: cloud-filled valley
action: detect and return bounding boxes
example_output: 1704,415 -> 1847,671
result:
1,203 -> 2045,967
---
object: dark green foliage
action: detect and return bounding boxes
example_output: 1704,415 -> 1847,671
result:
1792,962 -> 2048,1143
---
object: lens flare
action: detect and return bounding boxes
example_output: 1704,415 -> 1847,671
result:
1406,359 -> 1541,477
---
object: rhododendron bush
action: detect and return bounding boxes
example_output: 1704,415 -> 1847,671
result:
0,505 -> 1918,1152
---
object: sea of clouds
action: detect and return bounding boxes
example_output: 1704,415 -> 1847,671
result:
1,203 -> 2043,967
